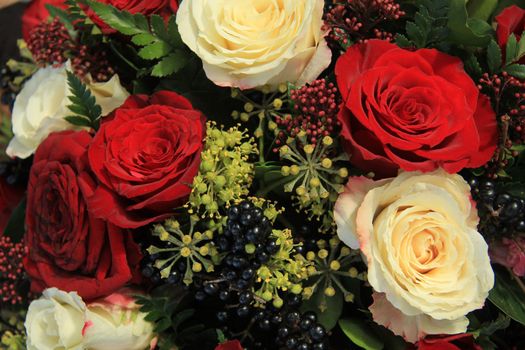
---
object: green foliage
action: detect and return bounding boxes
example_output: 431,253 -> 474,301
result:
339,318 -> 384,350
467,0 -> 498,22
448,0 -> 494,47
489,268 -> 525,327
86,0 -> 188,77
301,287 -> 343,330
396,0 -> 449,49
65,71 -> 102,129
135,287 -> 216,350
3,199 -> 26,243
487,40 -> 503,73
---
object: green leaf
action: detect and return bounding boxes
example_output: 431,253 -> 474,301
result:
517,33 -> 525,61
167,16 -> 182,47
65,71 -> 102,129
448,0 -> 493,47
3,198 -> 26,242
467,0 -> 498,21
487,40 -> 503,73
65,116 -> 93,127
488,268 -> 525,326
86,0 -> 143,35
464,53 -> 483,78
131,33 -> 157,46
300,287 -> 343,330
45,4 -> 77,38
151,51 -> 188,77
339,318 -> 384,350
505,63 -> 525,79
395,34 -> 412,48
138,41 -> 172,60
506,34 -> 519,65
150,14 -> 169,42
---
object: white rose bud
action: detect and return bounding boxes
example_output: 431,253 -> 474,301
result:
334,169 -> 494,343
6,63 -> 129,159
25,288 -> 87,350
176,0 -> 332,89
83,291 -> 155,350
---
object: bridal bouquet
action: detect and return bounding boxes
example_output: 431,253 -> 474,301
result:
1,0 -> 525,349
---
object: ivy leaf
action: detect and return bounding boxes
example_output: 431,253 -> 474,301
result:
487,40 -> 503,73
339,318 -> 384,350
505,63 -> 525,79
489,268 -> 525,326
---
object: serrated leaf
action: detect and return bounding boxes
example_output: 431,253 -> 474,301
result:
151,51 -> 188,77
139,41 -> 171,60
151,14 -> 168,41
395,34 -> 412,48
86,0 -> 143,35
505,63 -> 525,79
65,71 -> 102,128
131,33 -> 157,46
406,21 -> 426,48
487,40 -> 503,73
46,4 -> 77,38
64,116 -> 92,127
518,32 -> 525,61
167,16 -> 182,47
133,13 -> 149,31
339,318 -> 384,350
506,34 -> 519,65
464,54 -> 483,78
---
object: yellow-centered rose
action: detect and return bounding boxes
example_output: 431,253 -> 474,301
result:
176,0 -> 331,89
334,170 -> 494,343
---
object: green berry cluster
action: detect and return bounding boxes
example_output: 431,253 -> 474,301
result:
279,133 -> 349,232
254,229 -> 310,309
147,217 -> 220,286
0,308 -> 25,350
302,237 -> 365,311
188,122 -> 258,219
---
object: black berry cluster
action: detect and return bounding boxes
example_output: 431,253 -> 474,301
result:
470,178 -> 525,237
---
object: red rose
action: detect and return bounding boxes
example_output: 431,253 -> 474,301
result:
215,340 -> 243,350
85,0 -> 178,35
496,5 -> 525,58
22,0 -> 67,42
86,91 -> 205,229
24,130 -> 142,300
418,334 -> 482,350
335,40 -> 497,177
0,177 -> 24,234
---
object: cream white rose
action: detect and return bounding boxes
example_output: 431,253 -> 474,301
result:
334,170 -> 494,343
6,64 -> 129,159
176,0 -> 332,89
83,291 -> 155,350
25,288 -> 87,350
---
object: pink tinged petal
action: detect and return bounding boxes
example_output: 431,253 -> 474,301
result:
334,176 -> 390,250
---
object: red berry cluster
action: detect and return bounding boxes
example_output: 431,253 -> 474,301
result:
0,236 -> 27,306
27,18 -> 74,67
477,72 -> 525,177
273,79 -> 341,151
323,0 -> 405,48
27,18 -> 115,82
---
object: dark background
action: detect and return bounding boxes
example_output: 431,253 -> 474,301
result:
0,3 -> 24,67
